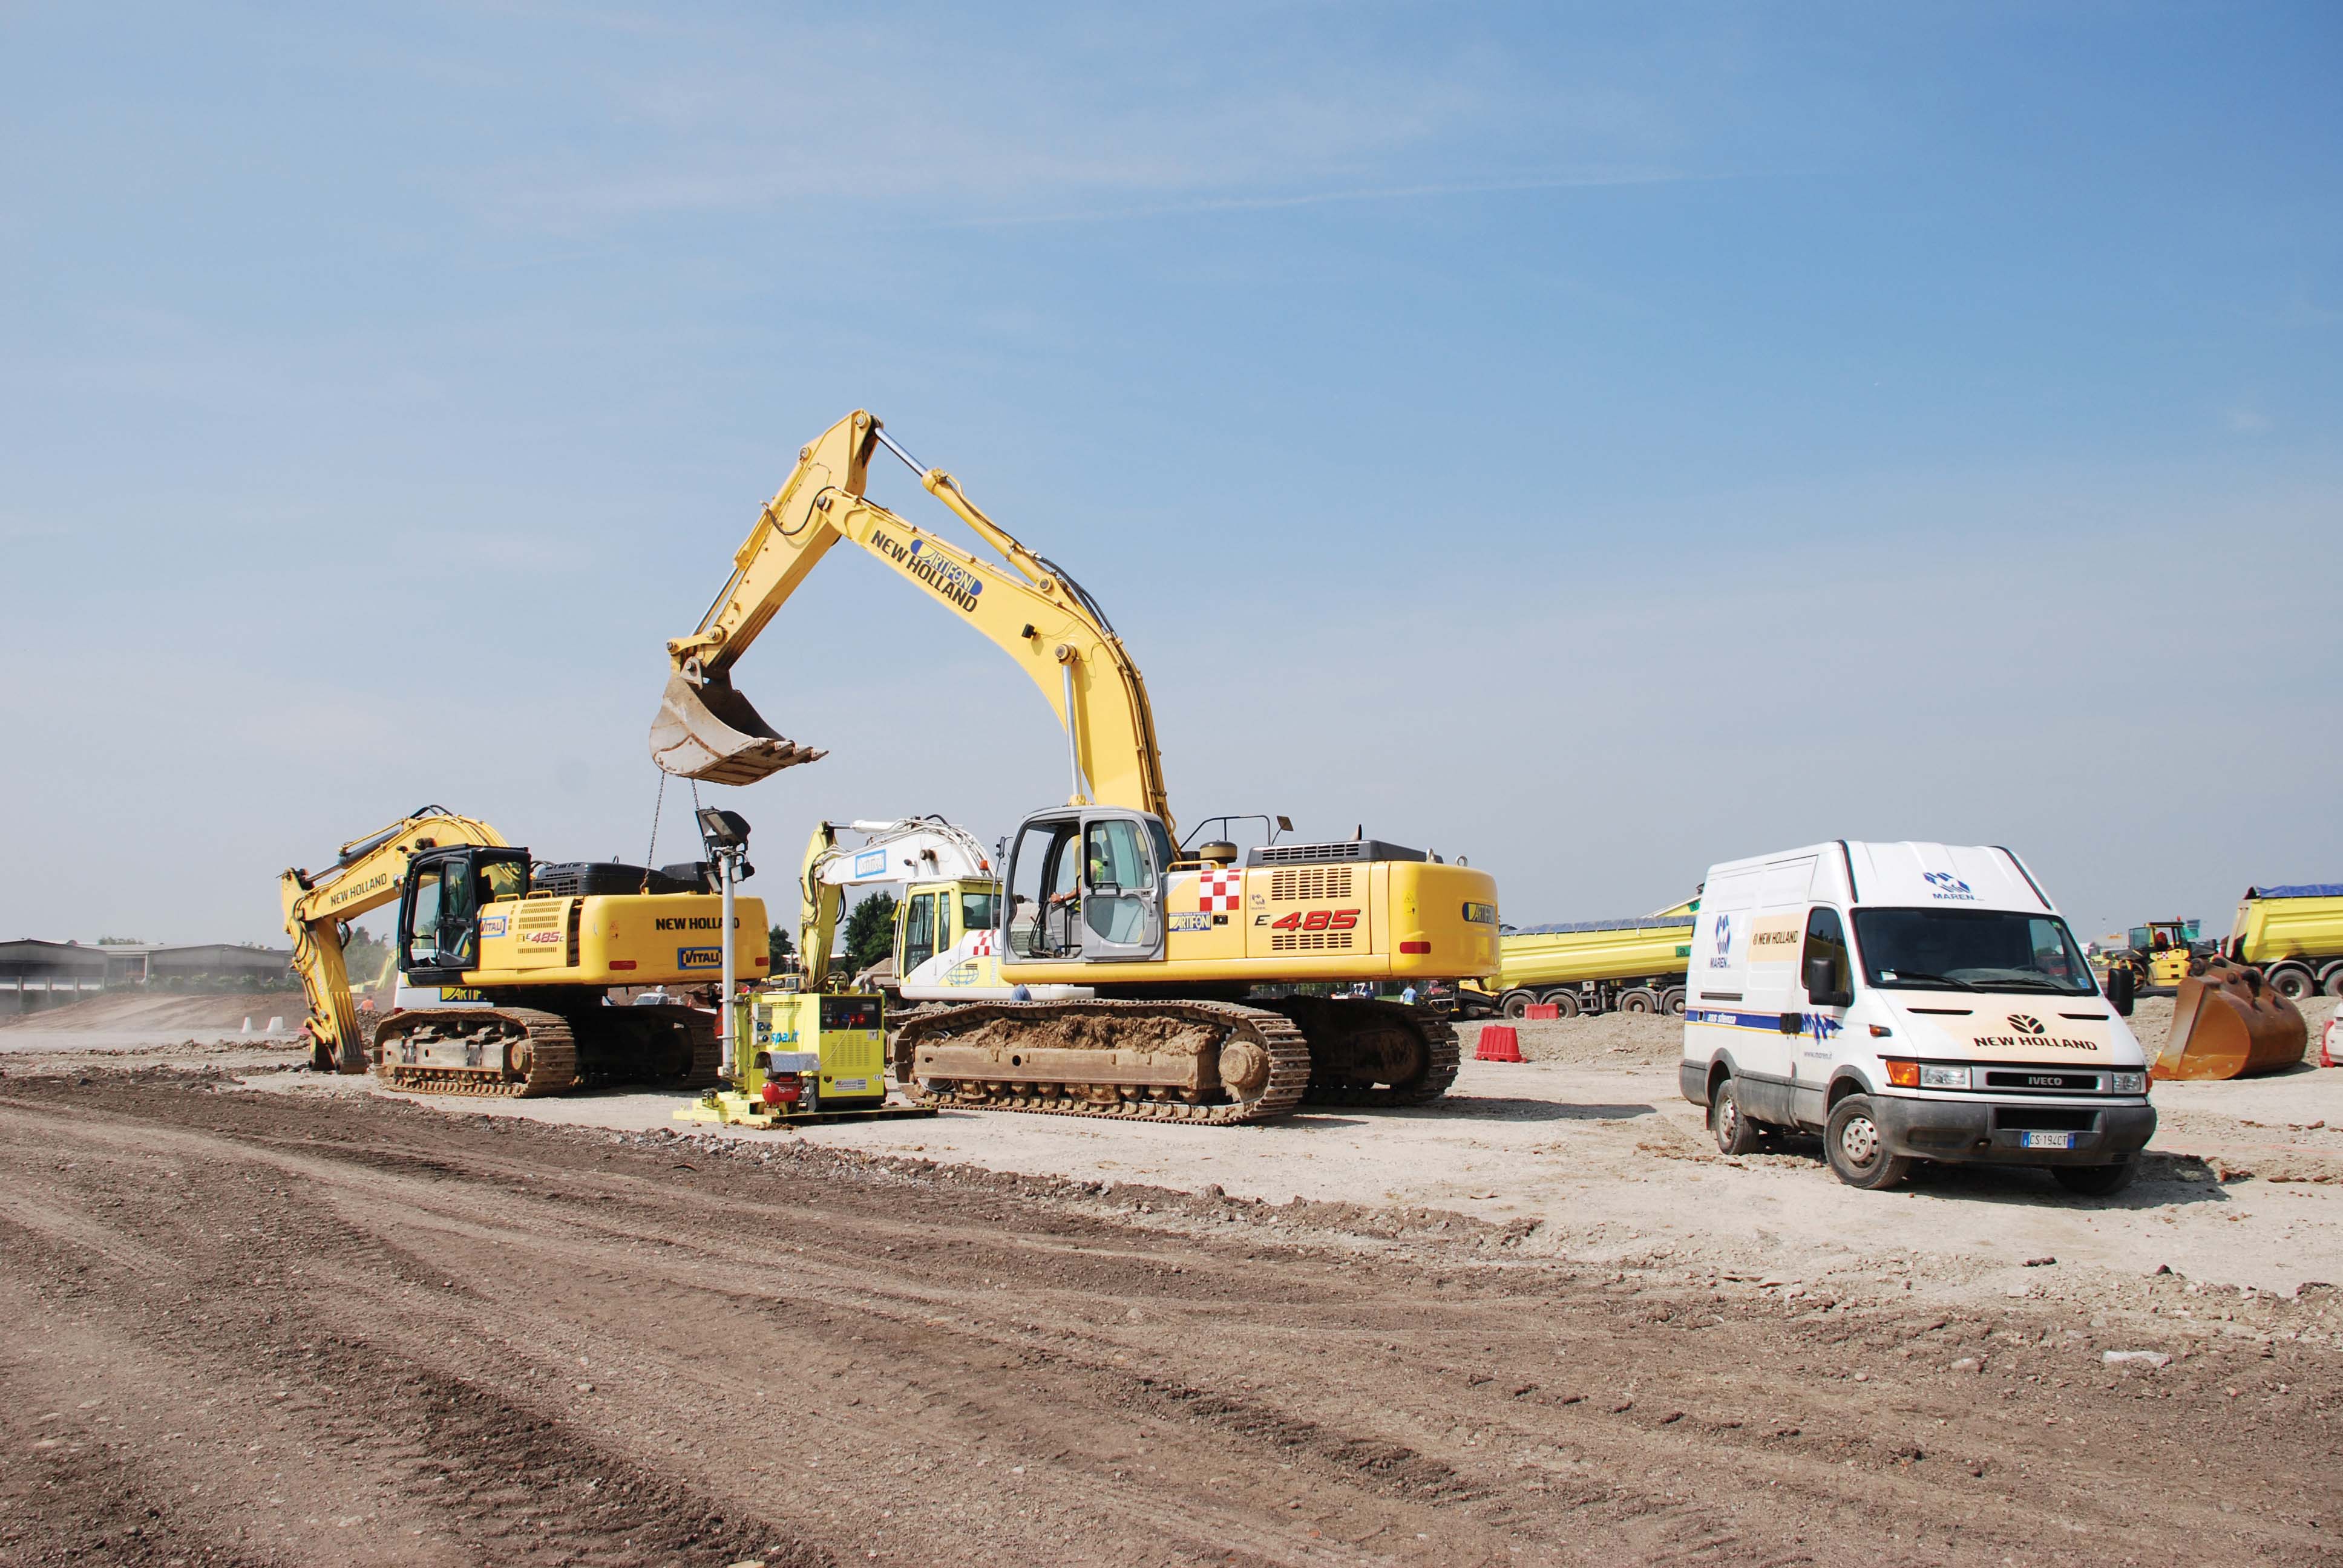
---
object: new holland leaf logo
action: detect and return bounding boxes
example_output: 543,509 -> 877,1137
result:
2007,1013 -> 2046,1035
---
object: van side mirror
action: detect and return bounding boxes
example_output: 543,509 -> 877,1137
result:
1804,954 -> 1852,1009
2104,965 -> 2135,1017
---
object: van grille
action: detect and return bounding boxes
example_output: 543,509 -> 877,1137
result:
1983,1070 -> 2102,1093
1270,867 -> 1353,903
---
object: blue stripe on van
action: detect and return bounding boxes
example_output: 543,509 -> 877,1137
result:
1688,1009 -> 1844,1041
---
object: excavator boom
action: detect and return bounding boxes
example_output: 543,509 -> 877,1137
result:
652,410 -> 1173,834
280,806 -> 509,1073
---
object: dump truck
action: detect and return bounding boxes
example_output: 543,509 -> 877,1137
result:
1460,900 -> 1697,1019
2221,884 -> 2343,1001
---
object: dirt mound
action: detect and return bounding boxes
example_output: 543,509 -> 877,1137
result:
950,1010 -> 1219,1055
0,991 -> 289,1033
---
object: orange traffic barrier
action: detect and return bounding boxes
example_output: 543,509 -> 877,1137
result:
2154,959 -> 2308,1081
1476,1025 -> 1525,1062
1524,1003 -> 1560,1021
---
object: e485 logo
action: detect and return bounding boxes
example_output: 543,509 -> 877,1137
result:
1259,908 -> 1359,932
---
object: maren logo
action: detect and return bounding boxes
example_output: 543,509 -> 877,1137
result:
2006,1013 -> 2045,1036
1922,871 -> 1976,899
1708,913 -> 1733,969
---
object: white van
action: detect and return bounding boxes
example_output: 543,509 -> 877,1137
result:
1679,841 -> 2155,1194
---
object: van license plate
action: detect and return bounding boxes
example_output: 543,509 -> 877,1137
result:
2023,1132 -> 2075,1150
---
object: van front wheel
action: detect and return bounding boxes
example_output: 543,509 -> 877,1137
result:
1824,1096 -> 1912,1190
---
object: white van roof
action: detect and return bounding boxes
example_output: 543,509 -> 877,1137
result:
1699,841 -> 2056,915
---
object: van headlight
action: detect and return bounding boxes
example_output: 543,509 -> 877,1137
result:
1918,1064 -> 1972,1089
2109,1071 -> 2146,1094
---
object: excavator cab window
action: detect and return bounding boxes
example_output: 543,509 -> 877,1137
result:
959,890 -> 1000,934
406,867 -> 445,967
400,846 -> 531,981
1006,815 -> 1083,958
1078,811 -> 1164,960
903,892 -> 937,974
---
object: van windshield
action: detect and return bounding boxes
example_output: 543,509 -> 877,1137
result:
1852,908 -> 2096,996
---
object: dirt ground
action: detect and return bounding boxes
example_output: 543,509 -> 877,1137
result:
4,1003 -> 2341,1566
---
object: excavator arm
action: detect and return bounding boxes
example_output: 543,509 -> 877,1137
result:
797,817 -> 995,991
279,806 -> 508,1074
652,410 -> 1173,833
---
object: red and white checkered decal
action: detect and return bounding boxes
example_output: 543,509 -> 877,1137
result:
966,929 -> 996,957
1197,867 -> 1244,912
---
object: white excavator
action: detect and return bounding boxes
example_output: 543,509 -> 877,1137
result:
797,816 -> 1089,1013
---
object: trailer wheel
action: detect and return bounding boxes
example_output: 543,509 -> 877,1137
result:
1498,990 -> 1539,1020
1824,1096 -> 1912,1190
2320,961 -> 2343,999
1617,988 -> 1658,1014
1538,989 -> 1582,1018
2267,963 -> 2317,1003
1659,986 -> 1686,1016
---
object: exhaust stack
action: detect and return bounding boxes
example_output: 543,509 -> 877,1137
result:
650,668 -> 825,786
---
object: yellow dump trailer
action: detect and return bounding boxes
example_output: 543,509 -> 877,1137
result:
1462,900 -> 1697,1018
2226,884 -> 2343,1002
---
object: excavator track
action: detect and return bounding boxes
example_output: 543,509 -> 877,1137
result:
1270,999 -> 1461,1109
897,999 -> 1311,1125
372,1007 -> 580,1098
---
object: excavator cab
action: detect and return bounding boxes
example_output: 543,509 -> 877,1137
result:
399,846 -> 530,984
1002,809 -> 1170,964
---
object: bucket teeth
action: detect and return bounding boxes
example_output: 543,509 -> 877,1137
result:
649,670 -> 825,785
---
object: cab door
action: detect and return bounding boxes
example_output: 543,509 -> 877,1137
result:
399,849 -> 480,986
899,890 -> 939,981
1791,906 -> 1853,1126
1076,809 -> 1165,962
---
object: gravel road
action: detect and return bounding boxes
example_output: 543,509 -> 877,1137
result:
3,1068 -> 2337,1567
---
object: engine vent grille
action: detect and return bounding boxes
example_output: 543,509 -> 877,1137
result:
1270,867 -> 1354,903
1271,931 -> 1355,952
1247,839 -> 1426,868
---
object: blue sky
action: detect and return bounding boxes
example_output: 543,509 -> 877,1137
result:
2,2 -> 2336,947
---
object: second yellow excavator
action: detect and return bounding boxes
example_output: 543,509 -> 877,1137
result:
654,410 -> 1500,1125
282,806 -> 768,1096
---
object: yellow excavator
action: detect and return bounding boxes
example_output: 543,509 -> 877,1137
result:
281,806 -> 768,1095
653,410 -> 1500,1125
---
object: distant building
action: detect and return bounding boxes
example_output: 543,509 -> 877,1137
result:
0,939 -> 108,1015
0,939 -> 293,1016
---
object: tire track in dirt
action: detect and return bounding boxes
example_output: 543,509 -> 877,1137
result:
1,1075 -> 2337,1566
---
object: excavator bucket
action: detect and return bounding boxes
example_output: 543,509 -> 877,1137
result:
2152,959 -> 2308,1081
649,669 -> 826,786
